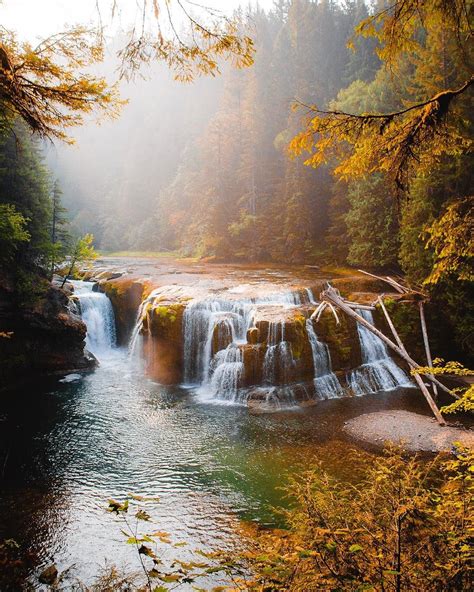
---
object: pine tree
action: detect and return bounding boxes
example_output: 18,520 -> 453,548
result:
49,180 -> 70,279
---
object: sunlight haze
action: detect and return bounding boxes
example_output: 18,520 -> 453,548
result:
1,0 -> 275,40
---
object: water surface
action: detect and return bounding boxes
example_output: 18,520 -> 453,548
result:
0,346 -> 430,587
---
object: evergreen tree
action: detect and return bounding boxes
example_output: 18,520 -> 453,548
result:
49,180 -> 70,279
0,122 -> 52,274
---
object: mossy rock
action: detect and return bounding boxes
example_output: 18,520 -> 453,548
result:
148,302 -> 186,344
100,278 -> 146,345
315,309 -> 362,371
145,301 -> 187,384
253,308 -> 314,383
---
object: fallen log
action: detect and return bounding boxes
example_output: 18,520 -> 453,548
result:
324,288 -> 455,396
419,301 -> 438,397
342,298 -> 376,311
357,269 -> 427,298
377,298 -> 445,426
357,269 -> 407,294
318,286 -> 458,424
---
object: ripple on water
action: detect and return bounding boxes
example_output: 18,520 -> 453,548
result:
0,348 -> 432,586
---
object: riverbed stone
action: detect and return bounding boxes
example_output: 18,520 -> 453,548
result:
344,410 -> 474,452
38,564 -> 58,585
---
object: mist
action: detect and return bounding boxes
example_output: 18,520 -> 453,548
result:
44,1 -> 377,261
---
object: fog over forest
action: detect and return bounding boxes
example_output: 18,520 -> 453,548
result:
1,1 -> 473,589
47,51 -> 224,252
48,1 -> 380,260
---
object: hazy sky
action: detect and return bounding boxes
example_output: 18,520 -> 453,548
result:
1,0 -> 275,41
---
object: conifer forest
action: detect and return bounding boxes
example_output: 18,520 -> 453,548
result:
0,1 -> 472,590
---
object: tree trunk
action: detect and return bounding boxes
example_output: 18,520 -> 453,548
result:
61,257 -> 76,289
319,287 -> 456,424
419,301 -> 438,396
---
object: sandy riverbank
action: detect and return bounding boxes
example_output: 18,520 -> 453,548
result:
344,410 -> 474,452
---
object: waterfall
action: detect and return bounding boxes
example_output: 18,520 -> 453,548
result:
305,288 -> 317,305
181,290 -> 305,405
263,321 -> 295,385
183,299 -> 254,386
72,281 -> 116,356
349,309 -> 411,395
306,319 -> 343,399
206,345 -> 244,403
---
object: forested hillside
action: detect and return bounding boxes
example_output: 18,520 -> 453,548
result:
52,0 -> 472,358
55,1 -> 380,260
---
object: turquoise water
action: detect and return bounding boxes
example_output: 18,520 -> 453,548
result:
0,348 -> 429,587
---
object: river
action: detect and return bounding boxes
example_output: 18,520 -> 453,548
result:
0,279 -> 431,588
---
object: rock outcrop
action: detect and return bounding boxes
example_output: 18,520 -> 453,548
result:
79,260 -> 413,407
0,279 -> 96,388
142,300 -> 186,384
99,278 -> 148,345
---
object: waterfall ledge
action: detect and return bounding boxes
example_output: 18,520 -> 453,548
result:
92,262 -> 415,409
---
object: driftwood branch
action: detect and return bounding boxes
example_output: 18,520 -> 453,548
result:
377,298 -> 445,425
357,269 -> 426,298
342,298 -> 375,311
318,286 -> 458,424
419,301 -> 438,397
358,269 -> 442,399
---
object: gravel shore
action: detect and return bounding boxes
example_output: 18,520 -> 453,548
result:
344,410 -> 474,452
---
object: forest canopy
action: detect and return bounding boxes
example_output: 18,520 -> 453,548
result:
0,0 -> 472,358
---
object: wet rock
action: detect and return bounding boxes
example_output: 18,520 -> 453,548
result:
103,271 -> 123,281
100,278 -> 147,345
314,308 -> 362,371
211,314 -> 235,354
146,301 -> 186,384
239,344 -> 265,386
247,327 -> 259,345
252,306 -> 314,384
38,564 -> 58,585
0,282 -> 96,388
246,381 -> 318,411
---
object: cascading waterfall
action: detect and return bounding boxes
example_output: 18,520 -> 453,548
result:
128,282 -> 411,407
182,291 -> 304,405
306,319 -> 343,399
349,309 -> 411,395
183,299 -> 254,386
305,288 -> 317,305
263,321 -> 294,385
206,345 -> 244,403
72,281 -> 116,356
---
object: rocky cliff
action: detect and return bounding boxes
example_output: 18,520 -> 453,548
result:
0,278 -> 96,388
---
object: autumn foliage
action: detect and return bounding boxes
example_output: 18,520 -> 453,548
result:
229,446 -> 473,591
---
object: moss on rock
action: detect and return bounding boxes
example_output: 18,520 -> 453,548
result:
315,309 -> 362,371
100,278 -> 147,345
145,301 -> 186,384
